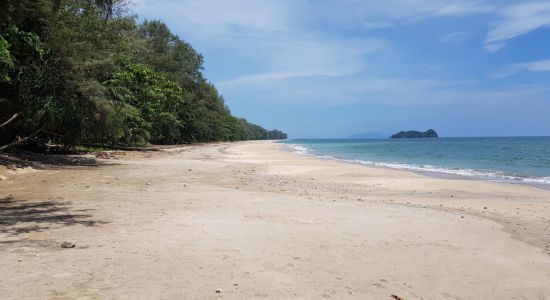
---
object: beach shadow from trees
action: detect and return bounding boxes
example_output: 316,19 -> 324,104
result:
0,196 -> 107,237
0,152 -> 118,169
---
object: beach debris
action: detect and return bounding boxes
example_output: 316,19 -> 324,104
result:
95,152 -> 118,160
483,206 -> 487,209
391,294 -> 404,300
460,216 -> 464,218
215,288 -> 222,293
188,168 -> 192,172
61,241 -> 76,248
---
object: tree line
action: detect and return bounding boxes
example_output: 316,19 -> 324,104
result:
0,0 -> 287,151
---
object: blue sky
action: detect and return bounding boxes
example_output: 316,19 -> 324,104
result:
132,0 -> 550,138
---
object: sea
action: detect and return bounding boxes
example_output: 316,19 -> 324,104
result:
282,137 -> 550,187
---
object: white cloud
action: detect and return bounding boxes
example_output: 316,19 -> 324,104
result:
311,0 -> 493,30
219,71 -> 550,109
491,59 -> 550,78
219,37 -> 385,86
307,1 -> 549,52
130,0 -> 550,110
484,2 -> 550,51
483,43 -> 506,53
518,59 -> 550,71
434,2 -> 493,16
358,20 -> 395,29
439,31 -> 471,44
366,0 -> 491,19
132,0 -> 389,85
132,0 -> 293,35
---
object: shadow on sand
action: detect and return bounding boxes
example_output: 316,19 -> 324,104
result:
0,196 -> 107,238
0,152 -> 115,169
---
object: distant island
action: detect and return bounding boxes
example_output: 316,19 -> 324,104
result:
346,132 -> 389,139
391,129 -> 439,139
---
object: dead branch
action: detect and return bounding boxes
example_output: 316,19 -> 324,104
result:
0,126 -> 45,151
0,112 -> 21,129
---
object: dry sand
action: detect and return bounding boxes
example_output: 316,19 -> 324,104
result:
1,141 -> 550,299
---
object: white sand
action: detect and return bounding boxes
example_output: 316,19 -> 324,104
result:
1,141 -> 549,299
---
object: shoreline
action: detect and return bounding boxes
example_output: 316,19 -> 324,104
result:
1,141 -> 550,299
275,141 -> 550,249
280,141 -> 550,191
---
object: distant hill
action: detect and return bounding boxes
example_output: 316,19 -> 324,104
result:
391,129 -> 439,139
346,132 -> 388,139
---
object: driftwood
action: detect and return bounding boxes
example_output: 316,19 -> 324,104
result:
0,126 -> 45,152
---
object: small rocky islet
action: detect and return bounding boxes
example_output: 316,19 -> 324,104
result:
391,129 -> 439,138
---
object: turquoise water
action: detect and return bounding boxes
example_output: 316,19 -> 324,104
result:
283,137 -> 550,185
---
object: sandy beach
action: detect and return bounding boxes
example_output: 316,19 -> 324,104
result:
1,141 -> 550,299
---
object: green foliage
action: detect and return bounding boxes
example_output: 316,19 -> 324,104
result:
0,0 -> 286,150
87,100 -> 150,145
0,35 -> 15,82
136,20 -> 204,89
106,62 -> 184,144
0,25 -> 44,84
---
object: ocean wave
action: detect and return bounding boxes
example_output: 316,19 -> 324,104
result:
286,144 -> 313,155
284,143 -> 550,185
356,161 -> 550,185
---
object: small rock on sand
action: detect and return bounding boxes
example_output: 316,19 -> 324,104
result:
61,241 -> 76,248
215,289 -> 222,293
